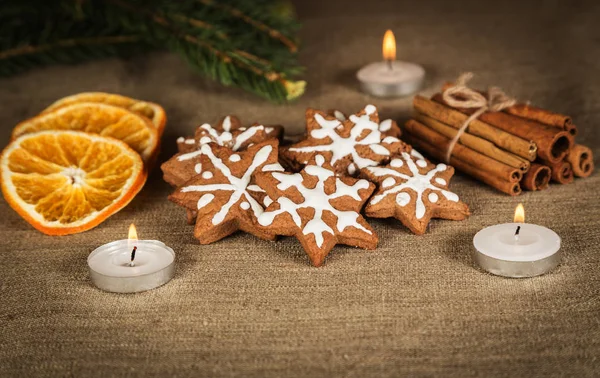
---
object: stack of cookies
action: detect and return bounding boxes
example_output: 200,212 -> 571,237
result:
161,106 -> 470,267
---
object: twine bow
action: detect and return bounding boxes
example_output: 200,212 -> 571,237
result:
442,72 -> 516,163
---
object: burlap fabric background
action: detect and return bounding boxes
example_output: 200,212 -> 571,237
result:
1,0 -> 599,376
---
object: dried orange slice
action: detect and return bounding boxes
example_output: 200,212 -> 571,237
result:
12,103 -> 158,162
1,130 -> 146,235
42,92 -> 167,136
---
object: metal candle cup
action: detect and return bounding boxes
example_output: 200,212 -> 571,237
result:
88,224 -> 175,293
472,204 -> 561,278
357,30 -> 425,97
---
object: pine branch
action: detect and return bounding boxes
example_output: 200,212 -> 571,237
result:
0,35 -> 139,61
104,0 -> 302,102
0,0 -> 305,102
198,0 -> 298,53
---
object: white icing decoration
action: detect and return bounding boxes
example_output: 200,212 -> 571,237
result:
177,122 -> 268,162
263,196 -> 273,207
233,126 -> 263,150
288,105 -> 395,171
240,202 -> 250,210
177,137 -> 184,143
367,152 -> 459,220
194,163 -> 202,174
197,194 -> 214,210
265,127 -> 274,134
257,162 -> 372,248
220,132 -> 233,142
416,160 -> 427,168
365,104 -> 376,114
379,119 -> 393,132
382,136 -> 400,144
347,163 -> 357,175
428,193 -> 439,203
411,149 -> 425,160
333,110 -> 346,121
222,116 -> 232,131
390,159 -> 403,168
435,177 -> 447,185
382,177 -> 395,188
262,163 -> 284,172
202,171 -> 213,179
181,144 -> 273,225
369,144 -> 390,156
315,155 -> 325,166
247,185 -> 265,192
229,154 -> 241,162
396,192 -> 411,206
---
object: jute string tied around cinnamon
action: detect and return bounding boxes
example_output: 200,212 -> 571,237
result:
442,73 -> 516,163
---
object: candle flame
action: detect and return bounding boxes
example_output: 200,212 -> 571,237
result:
382,30 -> 396,61
514,203 -> 525,223
128,223 -> 138,240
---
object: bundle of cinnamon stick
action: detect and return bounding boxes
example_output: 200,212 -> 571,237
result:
403,83 -> 594,195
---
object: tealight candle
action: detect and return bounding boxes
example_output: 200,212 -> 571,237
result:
473,204 -> 561,278
88,224 -> 175,293
356,30 -> 425,97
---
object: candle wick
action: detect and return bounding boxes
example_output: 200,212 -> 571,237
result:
129,246 -> 137,267
514,226 -> 521,242
386,59 -> 393,71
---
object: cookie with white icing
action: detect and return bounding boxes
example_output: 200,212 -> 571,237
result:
163,116 -> 283,187
359,149 -> 470,235
168,139 -> 284,244
255,154 -> 378,267
281,105 -> 409,176
176,115 -> 282,154
331,109 -> 401,138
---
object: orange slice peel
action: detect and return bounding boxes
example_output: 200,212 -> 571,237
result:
1,130 -> 147,235
42,92 -> 167,137
12,102 -> 159,162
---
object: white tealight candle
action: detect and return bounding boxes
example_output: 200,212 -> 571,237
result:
473,204 -> 561,278
357,30 -> 425,97
88,224 -> 175,293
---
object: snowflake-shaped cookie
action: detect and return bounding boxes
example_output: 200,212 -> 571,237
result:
256,155 -> 377,267
168,140 -> 284,244
282,105 -> 409,176
164,115 -> 282,186
360,150 -> 470,235
331,109 -> 401,138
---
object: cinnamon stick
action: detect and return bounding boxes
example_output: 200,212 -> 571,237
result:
440,82 -> 578,137
413,95 -> 536,161
405,119 -> 522,183
432,93 -> 572,164
521,163 -> 551,191
404,133 -> 521,196
505,104 -> 577,136
542,160 -> 574,184
566,144 -> 594,178
415,113 -> 530,172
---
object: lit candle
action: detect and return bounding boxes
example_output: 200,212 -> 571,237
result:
88,224 -> 175,293
473,204 -> 561,278
356,30 -> 425,97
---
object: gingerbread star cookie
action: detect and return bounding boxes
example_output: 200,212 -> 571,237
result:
163,115 -> 282,187
331,109 -> 401,138
176,115 -> 282,153
255,154 -> 377,267
281,105 -> 409,176
168,139 -> 284,244
359,149 -> 470,235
